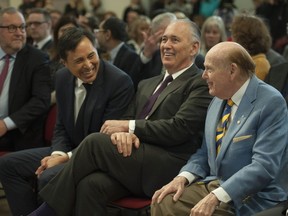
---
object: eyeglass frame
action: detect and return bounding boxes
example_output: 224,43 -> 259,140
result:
0,24 -> 26,33
94,29 -> 107,34
26,21 -> 48,28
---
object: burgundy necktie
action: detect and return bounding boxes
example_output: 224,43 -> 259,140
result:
138,75 -> 173,119
0,55 -> 10,95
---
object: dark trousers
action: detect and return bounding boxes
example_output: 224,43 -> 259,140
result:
40,133 -> 146,216
0,147 -> 65,216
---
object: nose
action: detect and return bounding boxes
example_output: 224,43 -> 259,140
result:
202,70 -> 208,80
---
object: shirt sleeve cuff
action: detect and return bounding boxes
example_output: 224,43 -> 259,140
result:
178,171 -> 197,185
129,120 -> 135,134
3,117 -> 17,130
140,51 -> 152,64
52,151 -> 73,159
211,187 -> 231,203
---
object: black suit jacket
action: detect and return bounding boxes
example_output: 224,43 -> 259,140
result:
123,64 -> 212,195
1,44 -> 51,150
41,39 -> 53,54
264,61 -> 288,105
51,60 -> 134,152
113,43 -> 139,77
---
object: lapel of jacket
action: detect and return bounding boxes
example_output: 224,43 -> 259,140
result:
136,75 -> 163,116
215,76 -> 259,169
8,45 -> 28,104
65,72 -> 75,133
148,65 -> 197,117
83,61 -> 105,134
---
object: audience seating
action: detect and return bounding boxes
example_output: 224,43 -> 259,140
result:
108,197 -> 151,216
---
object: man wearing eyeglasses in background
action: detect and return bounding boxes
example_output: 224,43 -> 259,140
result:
26,8 -> 53,53
0,7 -> 51,151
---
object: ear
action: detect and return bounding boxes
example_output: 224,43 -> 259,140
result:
60,59 -> 66,67
105,29 -> 111,40
230,63 -> 237,75
190,41 -> 200,57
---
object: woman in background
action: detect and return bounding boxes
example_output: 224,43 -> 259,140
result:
231,14 -> 271,81
200,15 -> 227,56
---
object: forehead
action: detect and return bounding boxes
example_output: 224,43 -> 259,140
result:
67,37 -> 95,59
164,22 -> 187,35
27,13 -> 45,20
1,12 -> 25,24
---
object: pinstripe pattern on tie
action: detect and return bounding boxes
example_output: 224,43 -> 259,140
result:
216,99 -> 234,155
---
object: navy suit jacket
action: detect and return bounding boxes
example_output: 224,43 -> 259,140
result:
1,44 -> 51,150
51,60 -> 134,153
113,44 -> 139,77
181,76 -> 288,215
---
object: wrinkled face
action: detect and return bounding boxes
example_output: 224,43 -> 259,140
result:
160,21 -> 198,74
204,25 -> 221,49
26,13 -> 51,42
202,52 -> 232,99
0,12 -> 26,54
63,37 -> 100,83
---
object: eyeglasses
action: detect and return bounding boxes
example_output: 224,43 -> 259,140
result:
26,21 -> 47,28
94,29 -> 106,34
0,24 -> 26,33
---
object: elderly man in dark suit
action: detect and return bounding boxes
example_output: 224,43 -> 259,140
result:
0,7 -> 51,151
28,18 -> 212,216
0,27 -> 134,216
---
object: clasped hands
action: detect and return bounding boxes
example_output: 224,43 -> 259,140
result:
101,120 -> 140,157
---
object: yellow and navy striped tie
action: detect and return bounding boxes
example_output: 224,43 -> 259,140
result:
216,99 -> 234,155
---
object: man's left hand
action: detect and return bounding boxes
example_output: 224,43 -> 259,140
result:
190,192 -> 220,216
110,132 -> 140,157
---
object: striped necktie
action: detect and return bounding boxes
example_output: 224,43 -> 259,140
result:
216,99 -> 234,155
0,55 -> 10,95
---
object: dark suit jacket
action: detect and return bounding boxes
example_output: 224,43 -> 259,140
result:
122,64 -> 212,195
113,43 -> 139,77
264,61 -> 288,105
131,49 -> 205,89
0,44 -> 51,150
41,39 -> 53,54
51,60 -> 134,152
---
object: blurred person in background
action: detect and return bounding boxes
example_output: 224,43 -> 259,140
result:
200,15 -> 227,57
231,13 -> 271,81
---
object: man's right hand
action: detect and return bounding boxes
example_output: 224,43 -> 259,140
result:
35,154 -> 69,177
151,176 -> 188,204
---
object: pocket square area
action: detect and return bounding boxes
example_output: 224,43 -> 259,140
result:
233,135 -> 252,143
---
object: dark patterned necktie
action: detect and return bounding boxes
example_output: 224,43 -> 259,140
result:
138,75 -> 173,119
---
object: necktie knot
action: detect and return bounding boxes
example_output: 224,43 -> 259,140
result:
83,83 -> 92,92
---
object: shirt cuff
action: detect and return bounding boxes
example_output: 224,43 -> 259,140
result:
178,171 -> 197,185
129,120 -> 135,134
140,51 -> 152,64
3,117 -> 17,130
51,151 -> 72,159
211,187 -> 231,203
